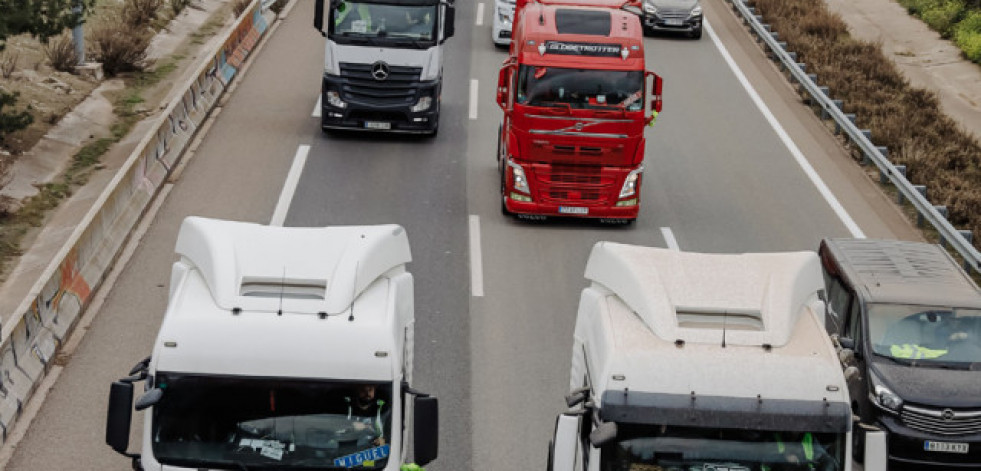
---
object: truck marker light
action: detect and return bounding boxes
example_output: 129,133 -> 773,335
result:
376,351 -> 389,357
612,374 -> 626,381
510,192 -> 532,202
164,341 -> 177,348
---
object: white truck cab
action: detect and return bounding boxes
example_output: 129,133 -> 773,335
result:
106,217 -> 438,471
550,242 -> 888,471
313,0 -> 455,135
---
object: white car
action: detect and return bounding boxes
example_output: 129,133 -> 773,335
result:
492,0 -> 515,47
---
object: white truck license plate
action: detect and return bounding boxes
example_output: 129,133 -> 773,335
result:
558,206 -> 588,215
665,19 -> 684,26
364,121 -> 391,130
924,441 -> 969,454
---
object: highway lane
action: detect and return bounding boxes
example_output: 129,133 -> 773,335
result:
5,0 -> 920,469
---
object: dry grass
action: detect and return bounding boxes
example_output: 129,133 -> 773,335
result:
0,51 -> 18,79
89,10 -> 154,76
232,0 -> 251,17
753,0 -> 981,247
44,33 -> 78,72
122,0 -> 165,28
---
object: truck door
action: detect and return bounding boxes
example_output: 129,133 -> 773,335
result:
645,71 -> 663,126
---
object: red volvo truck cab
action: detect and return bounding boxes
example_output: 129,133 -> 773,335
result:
496,0 -> 661,224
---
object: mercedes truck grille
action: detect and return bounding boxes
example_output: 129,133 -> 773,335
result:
339,62 -> 423,106
901,405 -> 981,436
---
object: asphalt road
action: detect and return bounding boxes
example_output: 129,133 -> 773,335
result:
5,0 -> 916,469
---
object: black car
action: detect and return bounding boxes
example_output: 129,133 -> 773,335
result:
819,238 -> 981,470
641,0 -> 703,39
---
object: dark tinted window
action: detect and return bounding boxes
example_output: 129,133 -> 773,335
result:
555,9 -> 610,36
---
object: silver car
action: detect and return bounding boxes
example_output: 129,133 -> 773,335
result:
642,0 -> 703,39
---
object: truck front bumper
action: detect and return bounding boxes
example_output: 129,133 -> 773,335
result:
503,197 -> 639,221
321,76 -> 440,134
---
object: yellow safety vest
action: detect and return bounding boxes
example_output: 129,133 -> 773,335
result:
890,344 -> 947,359
334,2 -> 372,30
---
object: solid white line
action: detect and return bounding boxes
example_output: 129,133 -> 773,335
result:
469,215 -> 485,297
476,2 -> 485,26
271,145 -> 310,226
312,95 -> 321,118
661,227 -> 680,251
705,20 -> 865,239
469,79 -> 479,120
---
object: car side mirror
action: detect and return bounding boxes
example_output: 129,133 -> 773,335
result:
444,4 -> 455,39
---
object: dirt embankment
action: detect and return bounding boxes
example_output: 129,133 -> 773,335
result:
752,0 -> 981,249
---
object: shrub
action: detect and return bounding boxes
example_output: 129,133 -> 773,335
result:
123,0 -> 164,28
920,0 -> 964,37
0,51 -> 17,79
44,33 -> 78,72
955,28 -> 981,61
270,0 -> 289,15
89,12 -> 153,76
169,0 -> 192,17
232,0 -> 251,18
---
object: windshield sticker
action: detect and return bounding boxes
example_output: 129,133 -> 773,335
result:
351,19 -> 367,33
260,446 -> 284,461
621,91 -> 642,108
334,444 -> 390,468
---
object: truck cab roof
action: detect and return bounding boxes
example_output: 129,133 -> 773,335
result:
152,217 -> 412,381
512,3 -> 645,68
578,243 -> 850,429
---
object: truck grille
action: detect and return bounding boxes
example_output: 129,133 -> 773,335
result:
901,405 -> 981,436
535,165 -> 615,204
339,62 -> 422,106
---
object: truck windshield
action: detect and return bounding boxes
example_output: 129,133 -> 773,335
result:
151,374 -> 394,470
601,424 -> 845,471
516,65 -> 643,110
330,1 -> 437,42
868,304 -> 981,367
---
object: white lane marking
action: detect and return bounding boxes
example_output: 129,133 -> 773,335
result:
705,20 -> 865,239
476,2 -> 485,26
312,95 -> 321,118
469,79 -> 479,120
469,215 -> 485,297
661,227 -> 680,251
271,145 -> 310,226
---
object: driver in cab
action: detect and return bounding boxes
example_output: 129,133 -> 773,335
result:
346,384 -> 390,446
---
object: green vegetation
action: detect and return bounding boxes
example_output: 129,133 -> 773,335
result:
897,0 -> 981,62
752,0 -> 981,250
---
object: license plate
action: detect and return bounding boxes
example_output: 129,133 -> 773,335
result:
924,441 -> 969,454
364,121 -> 391,130
558,206 -> 588,215
665,19 -> 684,26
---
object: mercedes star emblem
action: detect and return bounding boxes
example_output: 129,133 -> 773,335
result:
371,61 -> 390,81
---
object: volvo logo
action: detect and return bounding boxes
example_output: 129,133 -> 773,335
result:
371,61 -> 390,81
942,409 -> 956,421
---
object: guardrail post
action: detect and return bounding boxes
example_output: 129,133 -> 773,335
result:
893,165 -> 908,203
913,185 -> 927,226
823,99 -> 842,119
836,113 -> 856,135
869,146 -> 887,166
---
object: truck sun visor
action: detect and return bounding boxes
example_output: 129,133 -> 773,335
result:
555,9 -> 612,36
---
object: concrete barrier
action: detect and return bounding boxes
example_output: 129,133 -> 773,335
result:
0,0 -> 277,443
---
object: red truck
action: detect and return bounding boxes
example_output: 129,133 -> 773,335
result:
496,0 -> 661,224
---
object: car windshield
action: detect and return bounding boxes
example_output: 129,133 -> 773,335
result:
869,304 -> 981,366
151,374 -> 393,470
601,424 -> 845,471
330,1 -> 437,41
516,65 -> 643,110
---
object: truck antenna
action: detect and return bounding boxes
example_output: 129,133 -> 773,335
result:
278,266 -> 286,316
721,310 -> 727,348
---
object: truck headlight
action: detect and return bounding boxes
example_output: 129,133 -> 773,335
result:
411,96 -> 433,112
508,160 -> 530,194
869,370 -> 903,412
644,1 -> 657,15
618,166 -> 644,199
498,5 -> 513,23
690,5 -> 702,17
326,90 -> 346,109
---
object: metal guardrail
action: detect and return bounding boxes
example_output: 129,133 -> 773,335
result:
725,0 -> 981,274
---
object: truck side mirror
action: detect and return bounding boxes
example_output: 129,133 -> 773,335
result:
106,381 -> 134,455
647,72 -> 663,115
497,66 -> 511,112
135,388 -> 164,411
314,0 -> 325,36
413,396 -> 439,466
444,4 -> 455,39
843,365 -> 860,382
863,429 -> 888,471
565,387 -> 589,407
838,336 -> 856,351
